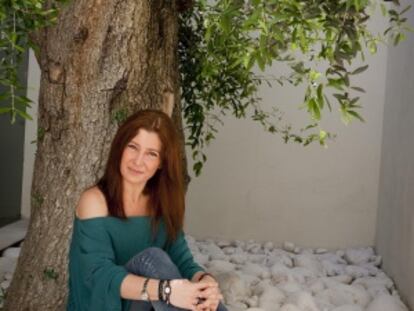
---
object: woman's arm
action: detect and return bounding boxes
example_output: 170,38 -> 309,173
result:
120,275 -> 159,300
76,188 -> 207,309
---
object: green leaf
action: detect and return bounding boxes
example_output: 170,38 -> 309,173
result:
193,162 -> 203,177
309,70 -> 321,81
351,86 -> 366,93
327,78 -> 345,91
350,97 -> 360,105
308,98 -> 321,120
340,107 -> 352,125
400,5 -> 412,16
351,65 -> 369,75
393,32 -> 405,46
316,84 -> 324,110
324,95 -> 332,112
380,3 -> 387,16
16,109 -> 33,120
256,55 -> 266,71
220,15 -> 231,33
10,32 -> 17,44
348,110 -> 365,122
0,107 -> 12,114
243,10 -> 260,29
333,93 -> 348,101
319,130 -> 327,145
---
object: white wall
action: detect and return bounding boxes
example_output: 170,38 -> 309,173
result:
22,15 -> 390,249
21,50 -> 40,219
185,16 -> 389,248
376,1 -> 414,308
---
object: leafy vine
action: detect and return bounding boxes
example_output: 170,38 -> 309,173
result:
0,0 -> 411,175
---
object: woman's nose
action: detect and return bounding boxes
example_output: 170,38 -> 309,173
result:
134,152 -> 145,166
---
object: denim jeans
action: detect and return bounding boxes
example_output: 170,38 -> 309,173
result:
125,247 -> 228,311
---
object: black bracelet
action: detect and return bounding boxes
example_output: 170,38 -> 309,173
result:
158,279 -> 164,301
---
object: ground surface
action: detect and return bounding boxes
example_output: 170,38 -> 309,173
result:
0,238 -> 410,311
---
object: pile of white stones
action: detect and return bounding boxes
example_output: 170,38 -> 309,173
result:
0,246 -> 20,308
0,239 -> 410,311
186,237 -> 410,311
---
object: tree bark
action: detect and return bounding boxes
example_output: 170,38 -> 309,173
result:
4,0 -> 182,309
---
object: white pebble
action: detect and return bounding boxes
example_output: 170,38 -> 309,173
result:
293,254 -> 325,277
245,295 -> 259,308
366,293 -> 408,311
4,272 -> 13,280
283,242 -> 296,252
194,252 -> 209,266
230,253 -> 247,265
241,263 -> 270,279
200,243 -> 227,260
263,241 -> 274,251
206,260 -> 235,274
345,265 -> 371,279
344,247 -> 374,265
223,247 -> 236,255
322,260 -> 346,276
216,240 -> 232,248
270,263 -> 291,283
1,279 -> 11,290
316,283 -> 371,308
258,286 -> 285,310
286,291 -> 319,311
280,304 -> 301,311
332,305 -> 364,311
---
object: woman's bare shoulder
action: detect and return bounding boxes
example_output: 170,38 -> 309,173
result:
76,186 -> 108,219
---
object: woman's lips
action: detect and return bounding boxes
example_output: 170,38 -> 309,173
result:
128,167 -> 144,174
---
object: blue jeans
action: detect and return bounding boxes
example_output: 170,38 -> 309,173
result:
125,247 -> 228,311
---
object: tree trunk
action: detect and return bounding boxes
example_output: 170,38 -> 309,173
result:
4,1 -> 182,309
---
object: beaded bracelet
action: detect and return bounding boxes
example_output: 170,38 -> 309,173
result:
158,279 -> 164,301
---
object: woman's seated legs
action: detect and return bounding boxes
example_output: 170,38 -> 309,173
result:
125,247 -> 184,311
125,247 -> 227,311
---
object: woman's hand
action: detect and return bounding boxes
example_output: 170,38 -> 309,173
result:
169,279 -> 209,310
196,275 -> 223,311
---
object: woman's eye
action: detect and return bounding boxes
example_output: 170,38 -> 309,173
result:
128,144 -> 137,150
149,152 -> 159,158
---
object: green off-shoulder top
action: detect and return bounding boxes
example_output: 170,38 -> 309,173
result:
67,216 -> 204,311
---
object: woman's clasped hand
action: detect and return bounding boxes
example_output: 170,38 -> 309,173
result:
169,278 -> 224,311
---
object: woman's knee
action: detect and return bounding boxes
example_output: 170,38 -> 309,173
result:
143,247 -> 170,261
144,247 -> 181,279
126,247 -> 182,279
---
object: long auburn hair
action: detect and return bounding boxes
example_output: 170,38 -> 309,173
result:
97,109 -> 185,242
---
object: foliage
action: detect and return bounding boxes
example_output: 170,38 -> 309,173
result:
178,0 -> 412,175
0,0 -> 412,176
43,267 -> 59,280
0,0 -> 63,123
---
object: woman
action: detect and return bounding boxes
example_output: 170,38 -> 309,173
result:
67,110 -> 226,311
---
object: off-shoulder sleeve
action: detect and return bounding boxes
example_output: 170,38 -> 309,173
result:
75,219 -> 129,310
165,231 -> 204,280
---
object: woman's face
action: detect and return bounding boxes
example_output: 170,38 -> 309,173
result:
120,129 -> 162,187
